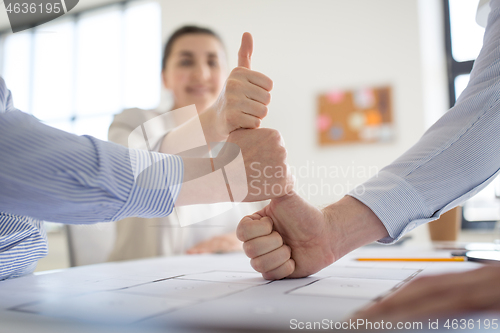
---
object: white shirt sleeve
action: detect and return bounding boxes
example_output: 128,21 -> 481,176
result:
349,0 -> 500,243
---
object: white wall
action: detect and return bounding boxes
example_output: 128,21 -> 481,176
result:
0,0 -> 448,208
160,0 -> 443,206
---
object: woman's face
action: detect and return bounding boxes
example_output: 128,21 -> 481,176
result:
162,34 -> 227,113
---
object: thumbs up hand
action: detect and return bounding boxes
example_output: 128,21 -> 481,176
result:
209,32 -> 273,139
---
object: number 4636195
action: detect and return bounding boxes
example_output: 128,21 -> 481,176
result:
444,319 -> 498,330
6,2 -> 61,14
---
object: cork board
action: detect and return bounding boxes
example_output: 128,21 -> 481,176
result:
317,86 -> 394,145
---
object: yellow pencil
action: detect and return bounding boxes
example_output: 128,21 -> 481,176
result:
356,257 -> 467,262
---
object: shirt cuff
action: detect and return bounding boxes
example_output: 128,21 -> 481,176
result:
348,170 -> 435,244
112,149 -> 184,220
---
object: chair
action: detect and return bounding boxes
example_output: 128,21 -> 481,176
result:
65,222 -> 116,267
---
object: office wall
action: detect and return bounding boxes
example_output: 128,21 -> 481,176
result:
159,0 -> 447,207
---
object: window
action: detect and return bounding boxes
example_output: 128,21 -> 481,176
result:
0,1 -> 161,232
0,0 -> 161,140
444,0 -> 500,228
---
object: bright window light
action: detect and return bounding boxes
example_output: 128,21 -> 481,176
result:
123,1 -> 161,110
3,33 -> 31,113
1,1 -> 162,142
449,0 -> 485,62
75,6 -> 123,118
32,19 -> 75,122
73,114 -> 114,141
454,74 -> 470,101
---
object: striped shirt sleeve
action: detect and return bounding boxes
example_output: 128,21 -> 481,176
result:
0,77 -> 183,280
0,108 -> 184,223
349,0 -> 500,243
0,213 -> 48,280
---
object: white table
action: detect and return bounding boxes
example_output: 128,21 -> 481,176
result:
0,245 -> 485,332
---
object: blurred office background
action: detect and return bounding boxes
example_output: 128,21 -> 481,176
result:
0,0 -> 497,270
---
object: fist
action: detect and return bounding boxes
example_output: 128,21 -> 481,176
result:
211,32 -> 273,137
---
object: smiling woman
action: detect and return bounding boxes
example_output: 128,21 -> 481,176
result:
107,26 -> 266,261
161,26 -> 227,114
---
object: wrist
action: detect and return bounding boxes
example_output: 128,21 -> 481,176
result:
175,156 -> 233,206
201,106 -> 228,144
322,195 -> 389,259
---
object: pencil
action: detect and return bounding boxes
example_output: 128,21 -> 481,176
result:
356,257 -> 467,262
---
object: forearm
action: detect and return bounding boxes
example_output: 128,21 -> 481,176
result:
323,196 -> 389,258
350,2 -> 500,242
0,110 -> 183,223
174,153 -> 235,206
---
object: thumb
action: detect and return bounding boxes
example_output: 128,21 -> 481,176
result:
238,32 -> 253,69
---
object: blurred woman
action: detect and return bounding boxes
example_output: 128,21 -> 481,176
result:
107,26 -> 266,261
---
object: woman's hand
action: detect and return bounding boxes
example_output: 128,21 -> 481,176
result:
186,232 -> 243,254
207,32 -> 273,140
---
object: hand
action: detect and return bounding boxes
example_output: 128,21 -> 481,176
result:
173,128 -> 294,206
207,32 -> 273,139
237,192 -> 389,279
237,191 -> 335,279
186,233 -> 243,254
353,265 -> 500,323
226,128 -> 294,201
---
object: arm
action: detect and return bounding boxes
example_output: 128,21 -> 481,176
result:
349,0 -> 500,243
237,0 -> 500,280
0,80 -> 183,280
0,108 -> 183,223
175,128 -> 294,205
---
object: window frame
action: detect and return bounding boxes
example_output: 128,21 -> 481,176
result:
443,0 -> 497,230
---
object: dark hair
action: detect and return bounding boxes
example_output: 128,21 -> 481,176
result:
161,25 -> 224,71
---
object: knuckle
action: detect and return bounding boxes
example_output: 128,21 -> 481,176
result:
236,218 -> 251,241
262,217 -> 274,234
225,78 -> 241,91
271,231 -> 284,247
250,258 -> 264,272
242,241 -> 255,258
236,226 -> 246,242
267,129 -> 281,142
231,67 -> 245,76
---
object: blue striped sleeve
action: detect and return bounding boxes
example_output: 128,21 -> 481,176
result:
349,0 -> 500,243
0,213 -> 48,280
0,77 -> 183,280
0,109 -> 183,223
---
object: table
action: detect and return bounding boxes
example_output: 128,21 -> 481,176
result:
0,245 -> 485,332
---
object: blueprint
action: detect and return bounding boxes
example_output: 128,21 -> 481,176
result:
0,249 -> 482,331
